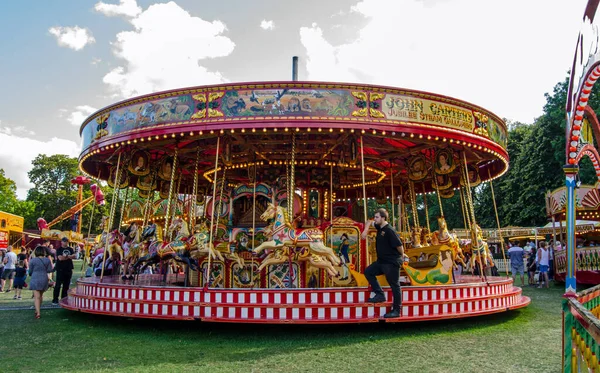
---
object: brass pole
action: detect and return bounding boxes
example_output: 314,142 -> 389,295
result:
101,151 -> 122,281
487,168 -> 508,278
206,137 -> 220,287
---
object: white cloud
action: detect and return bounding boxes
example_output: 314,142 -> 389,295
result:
99,1 -> 235,98
95,0 -> 142,18
0,121 -> 36,137
91,57 -> 102,66
48,26 -> 96,51
260,20 -> 275,30
0,129 -> 80,199
300,0 -> 587,124
66,105 -> 98,126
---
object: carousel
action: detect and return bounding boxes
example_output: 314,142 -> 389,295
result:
61,81 -> 530,324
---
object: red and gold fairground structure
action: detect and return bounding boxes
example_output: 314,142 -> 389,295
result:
61,80 -> 529,324
545,183 -> 600,285
561,1 -> 600,371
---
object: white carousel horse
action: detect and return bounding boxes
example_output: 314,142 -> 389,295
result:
467,223 -> 492,274
253,203 -> 340,277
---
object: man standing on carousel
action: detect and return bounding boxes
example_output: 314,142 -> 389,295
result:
52,237 -> 75,305
361,208 -> 404,318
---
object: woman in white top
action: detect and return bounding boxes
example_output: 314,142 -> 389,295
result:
537,241 -> 550,288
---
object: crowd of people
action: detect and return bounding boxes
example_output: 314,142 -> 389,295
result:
507,240 -> 556,288
0,237 -> 76,318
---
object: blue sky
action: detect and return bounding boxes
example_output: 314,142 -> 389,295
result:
0,0 -> 589,198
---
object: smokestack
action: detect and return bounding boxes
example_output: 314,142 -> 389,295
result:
292,56 -> 299,81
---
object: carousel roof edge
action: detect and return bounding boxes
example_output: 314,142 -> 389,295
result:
78,80 -> 507,136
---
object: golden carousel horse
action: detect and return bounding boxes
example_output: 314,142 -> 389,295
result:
252,203 -> 340,277
430,216 -> 466,268
411,227 -> 423,248
188,220 -> 245,267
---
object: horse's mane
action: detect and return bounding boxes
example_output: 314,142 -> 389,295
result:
275,205 -> 290,224
178,219 -> 190,236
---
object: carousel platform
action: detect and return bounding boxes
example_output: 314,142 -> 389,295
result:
60,274 -> 530,324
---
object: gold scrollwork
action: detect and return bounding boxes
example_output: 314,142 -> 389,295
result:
473,111 -> 489,137
351,91 -> 368,117
208,92 -> 225,118
369,92 -> 385,118
191,94 -> 206,119
95,113 -> 109,124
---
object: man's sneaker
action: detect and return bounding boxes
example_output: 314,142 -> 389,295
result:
367,293 -> 386,303
51,302 -> 59,306
384,309 -> 401,318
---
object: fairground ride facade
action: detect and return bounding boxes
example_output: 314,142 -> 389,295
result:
61,80 -> 529,324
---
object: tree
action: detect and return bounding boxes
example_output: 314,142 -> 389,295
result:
0,169 -> 19,214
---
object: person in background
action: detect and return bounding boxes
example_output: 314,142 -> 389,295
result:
52,237 -> 75,305
28,246 -> 54,318
13,259 -> 27,300
548,241 -> 555,280
507,241 -> 525,286
527,247 -> 537,286
0,248 -> 5,291
537,241 -> 550,288
2,245 -> 18,292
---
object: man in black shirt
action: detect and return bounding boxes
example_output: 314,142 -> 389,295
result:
52,237 -> 75,305
361,208 -> 404,318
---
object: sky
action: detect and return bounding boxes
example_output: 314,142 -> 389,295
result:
0,0 -> 589,199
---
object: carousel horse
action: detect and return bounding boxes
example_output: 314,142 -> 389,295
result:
188,221 -> 245,267
94,227 -> 125,259
252,203 -> 340,277
131,222 -> 165,273
411,227 -> 423,248
121,222 -> 142,280
430,216 -> 466,268
467,224 -> 492,275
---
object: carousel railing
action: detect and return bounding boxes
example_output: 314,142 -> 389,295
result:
563,285 -> 600,372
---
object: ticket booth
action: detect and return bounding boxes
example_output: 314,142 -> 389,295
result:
0,211 -> 24,249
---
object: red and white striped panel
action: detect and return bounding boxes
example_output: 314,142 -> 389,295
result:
62,276 -> 529,324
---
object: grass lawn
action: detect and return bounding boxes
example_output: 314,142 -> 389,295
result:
0,277 -> 566,373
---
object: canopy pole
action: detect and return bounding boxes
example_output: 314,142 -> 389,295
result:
461,152 -> 485,281
432,167 -> 444,217
206,137 -> 221,288
390,163 -> 395,229
101,151 -> 122,281
251,160 -> 257,288
164,146 -> 179,238
487,168 -> 508,278
360,136 -> 369,263
422,183 -> 430,233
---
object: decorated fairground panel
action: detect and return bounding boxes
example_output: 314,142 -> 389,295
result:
546,183 -> 600,285
60,78 -> 534,325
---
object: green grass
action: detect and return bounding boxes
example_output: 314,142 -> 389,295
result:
0,279 -> 566,373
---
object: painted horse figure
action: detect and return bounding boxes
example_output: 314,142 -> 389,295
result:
430,216 -> 466,268
121,222 -> 142,280
189,221 -> 245,267
468,223 -> 492,275
252,203 -> 340,277
131,222 -> 164,273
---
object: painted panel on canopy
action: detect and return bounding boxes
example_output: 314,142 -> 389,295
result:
219,89 -> 354,117
84,94 -> 195,148
382,93 -> 507,149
